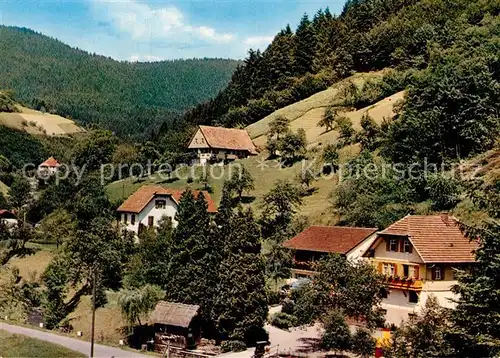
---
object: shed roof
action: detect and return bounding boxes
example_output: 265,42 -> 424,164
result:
117,185 -> 217,214
188,125 -> 257,154
149,301 -> 199,328
376,215 -> 477,263
283,226 -> 377,254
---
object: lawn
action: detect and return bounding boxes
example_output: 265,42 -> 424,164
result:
0,330 -> 86,357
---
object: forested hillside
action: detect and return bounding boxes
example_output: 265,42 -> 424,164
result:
0,26 -> 239,137
182,0 -> 500,138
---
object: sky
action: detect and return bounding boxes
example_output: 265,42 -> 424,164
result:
0,0 -> 345,61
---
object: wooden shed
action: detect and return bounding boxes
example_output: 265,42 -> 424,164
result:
149,301 -> 201,351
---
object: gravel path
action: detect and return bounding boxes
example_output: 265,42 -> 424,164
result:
1,323 -> 148,358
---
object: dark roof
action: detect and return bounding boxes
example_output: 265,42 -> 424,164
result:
0,209 -> 16,219
117,185 -> 217,214
283,226 -> 377,254
149,301 -> 199,328
377,215 -> 477,263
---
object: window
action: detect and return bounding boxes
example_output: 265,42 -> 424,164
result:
148,216 -> 154,227
123,214 -> 128,224
389,239 -> 398,252
403,265 -> 409,277
434,267 -> 443,280
155,199 -> 166,209
403,240 -> 412,253
383,263 -> 395,276
131,214 -> 135,225
409,291 -> 419,303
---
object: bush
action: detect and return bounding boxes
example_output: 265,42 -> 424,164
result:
281,298 -> 295,315
266,289 -> 281,306
220,340 -> 247,353
351,328 -> 376,358
270,312 -> 298,330
186,176 -> 194,183
291,282 -> 320,325
320,310 -> 351,352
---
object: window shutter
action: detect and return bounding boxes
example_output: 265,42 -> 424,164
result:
399,240 -> 404,252
378,262 -> 383,273
408,242 -> 413,253
386,239 -> 390,251
394,264 -> 398,276
431,267 -> 436,280
414,266 -> 419,279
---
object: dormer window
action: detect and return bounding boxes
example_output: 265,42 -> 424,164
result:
389,239 -> 398,252
403,240 -> 412,253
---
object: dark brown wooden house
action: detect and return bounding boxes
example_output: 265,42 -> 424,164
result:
149,301 -> 201,351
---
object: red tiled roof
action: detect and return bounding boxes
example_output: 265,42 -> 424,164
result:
116,185 -> 217,214
189,125 -> 257,154
39,157 -> 60,168
377,215 -> 477,263
283,226 -> 378,254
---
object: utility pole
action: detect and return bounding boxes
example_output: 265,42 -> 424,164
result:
90,269 -> 96,358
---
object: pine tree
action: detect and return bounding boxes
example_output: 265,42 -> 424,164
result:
448,181 -> 500,356
214,203 -> 268,343
294,14 -> 316,75
167,190 -> 216,332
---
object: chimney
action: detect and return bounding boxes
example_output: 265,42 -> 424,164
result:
440,212 -> 449,225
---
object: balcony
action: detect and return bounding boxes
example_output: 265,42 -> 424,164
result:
384,276 -> 423,290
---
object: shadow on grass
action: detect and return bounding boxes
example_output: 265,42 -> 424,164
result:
295,337 -> 321,354
157,177 -> 179,184
241,196 -> 256,204
301,187 -> 318,196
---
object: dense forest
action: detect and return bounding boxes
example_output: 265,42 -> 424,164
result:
0,26 -> 239,137
181,0 -> 500,135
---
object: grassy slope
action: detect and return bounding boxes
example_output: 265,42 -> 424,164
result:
0,101 -> 84,136
1,246 -> 127,345
0,330 -> 86,357
0,180 -> 8,195
108,71 -> 403,224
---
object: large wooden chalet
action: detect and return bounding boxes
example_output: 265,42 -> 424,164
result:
187,125 -> 257,165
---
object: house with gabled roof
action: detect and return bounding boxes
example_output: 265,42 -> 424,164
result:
187,125 -> 257,165
283,226 -> 378,278
117,185 -> 217,235
362,214 -> 477,325
38,156 -> 60,177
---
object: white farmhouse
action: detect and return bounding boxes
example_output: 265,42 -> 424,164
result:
117,185 -> 217,235
187,125 -> 257,165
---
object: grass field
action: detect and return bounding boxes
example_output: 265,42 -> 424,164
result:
107,71 -> 398,225
0,103 -> 84,136
0,330 -> 86,357
0,180 -> 8,195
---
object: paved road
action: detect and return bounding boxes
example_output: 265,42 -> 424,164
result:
1,323 -> 148,358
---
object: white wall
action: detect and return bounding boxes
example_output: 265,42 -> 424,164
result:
120,195 -> 178,234
346,234 -> 377,262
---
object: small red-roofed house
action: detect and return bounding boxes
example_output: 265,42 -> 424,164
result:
117,185 -> 216,235
187,125 -> 257,165
362,214 -> 477,324
283,225 -> 378,278
38,157 -> 60,177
